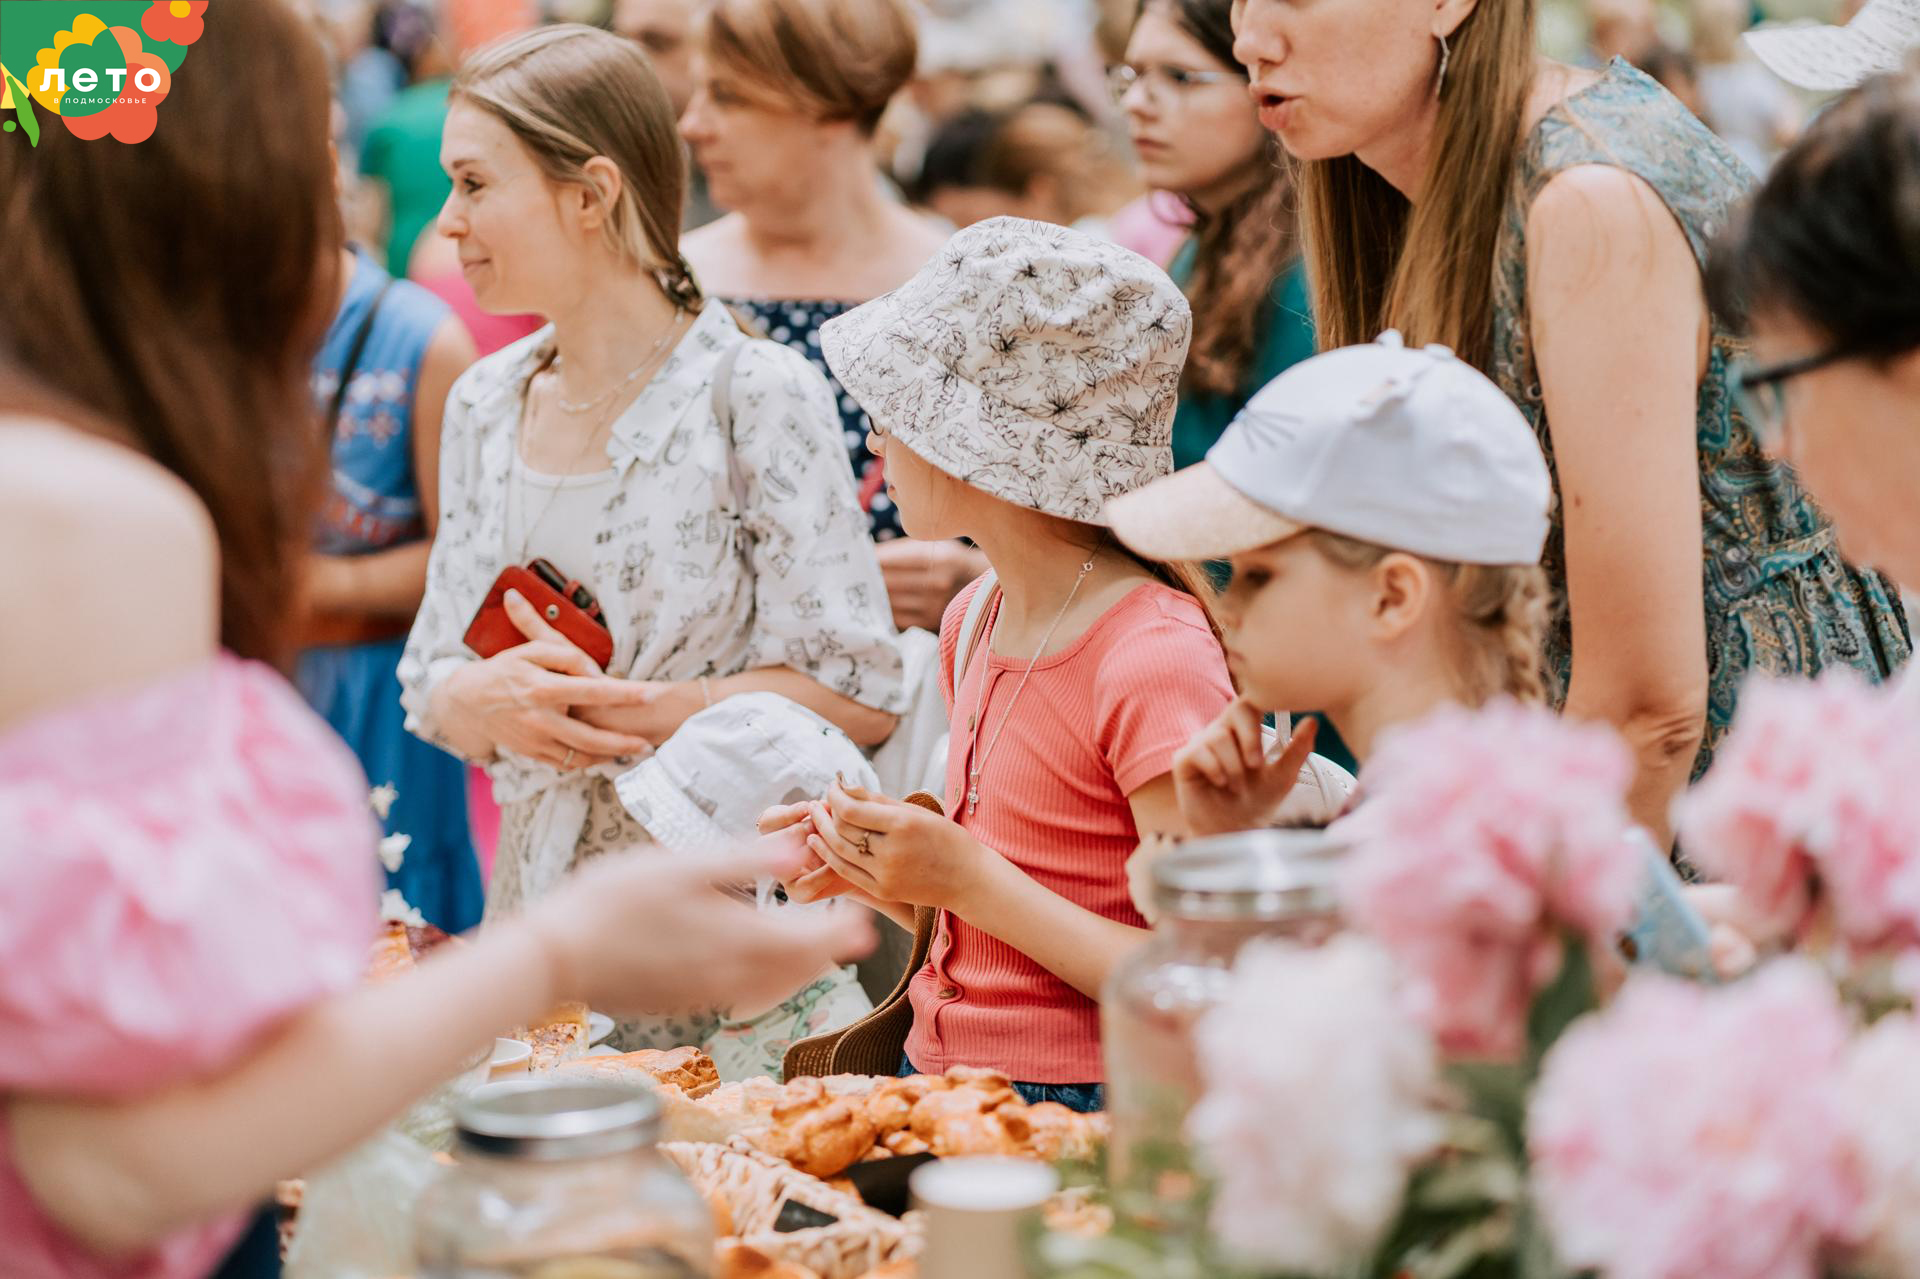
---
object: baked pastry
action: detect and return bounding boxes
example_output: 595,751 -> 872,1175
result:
365,921 -> 414,983
553,1046 -> 721,1099
757,1078 -> 880,1180
520,1001 -> 591,1073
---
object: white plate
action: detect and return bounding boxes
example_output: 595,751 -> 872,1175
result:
587,1012 -> 614,1046
490,1038 -> 532,1073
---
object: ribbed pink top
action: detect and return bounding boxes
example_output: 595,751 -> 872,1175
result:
903,578 -> 1233,1083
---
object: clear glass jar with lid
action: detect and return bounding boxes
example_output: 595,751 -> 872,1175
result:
414,1078 -> 713,1279
1101,828 -> 1345,1231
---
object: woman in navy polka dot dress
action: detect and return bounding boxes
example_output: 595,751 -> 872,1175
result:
680,0 -> 987,631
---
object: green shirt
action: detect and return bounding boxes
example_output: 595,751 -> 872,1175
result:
360,79 -> 454,277
1166,238 -> 1316,471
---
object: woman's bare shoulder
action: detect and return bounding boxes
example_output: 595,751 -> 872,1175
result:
0,419 -> 219,719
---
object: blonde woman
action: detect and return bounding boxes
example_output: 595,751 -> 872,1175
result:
1231,0 -> 1910,853
398,26 -> 904,1010
678,0 -> 983,633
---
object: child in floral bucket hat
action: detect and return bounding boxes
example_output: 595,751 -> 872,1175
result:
759,217 -> 1240,1109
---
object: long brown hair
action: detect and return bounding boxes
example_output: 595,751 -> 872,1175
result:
0,0 -> 340,666
1295,0 -> 1536,370
1150,0 -> 1300,400
454,25 -> 703,309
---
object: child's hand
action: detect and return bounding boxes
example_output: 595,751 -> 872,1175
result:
1173,700 -> 1319,837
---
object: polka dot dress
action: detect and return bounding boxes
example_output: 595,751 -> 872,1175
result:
727,297 -> 903,542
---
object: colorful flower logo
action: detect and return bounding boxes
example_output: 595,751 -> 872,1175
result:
0,2 -> 204,146
140,1 -> 206,47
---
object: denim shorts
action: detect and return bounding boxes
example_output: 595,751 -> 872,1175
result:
897,1052 -> 1104,1113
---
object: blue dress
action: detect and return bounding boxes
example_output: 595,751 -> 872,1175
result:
300,250 -> 482,934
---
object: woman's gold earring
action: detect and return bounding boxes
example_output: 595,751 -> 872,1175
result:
1436,32 -> 1451,96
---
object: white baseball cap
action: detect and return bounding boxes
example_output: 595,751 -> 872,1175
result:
614,692 -> 881,856
1745,0 -> 1920,93
1106,333 -> 1552,566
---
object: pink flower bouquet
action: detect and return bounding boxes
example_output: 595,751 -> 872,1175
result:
1342,700 -> 1641,1059
1530,960 -> 1863,1279
1677,671 -> 1920,961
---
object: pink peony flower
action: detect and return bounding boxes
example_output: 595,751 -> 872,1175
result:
1189,937 -> 1441,1275
1838,1014 -> 1920,1278
1530,960 -> 1864,1279
1340,700 -> 1640,1058
1677,671 -> 1920,956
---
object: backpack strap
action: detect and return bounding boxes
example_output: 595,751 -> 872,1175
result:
710,339 -> 749,512
951,570 -> 1000,704
324,275 -> 396,436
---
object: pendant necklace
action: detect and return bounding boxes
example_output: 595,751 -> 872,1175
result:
964,556 -> 1097,816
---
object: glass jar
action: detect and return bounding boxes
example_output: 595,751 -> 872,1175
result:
1102,828 -> 1345,1231
414,1079 -> 713,1279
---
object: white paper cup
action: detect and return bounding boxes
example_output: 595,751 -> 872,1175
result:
910,1156 -> 1059,1279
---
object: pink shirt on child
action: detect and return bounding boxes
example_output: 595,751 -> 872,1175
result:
903,578 -> 1233,1083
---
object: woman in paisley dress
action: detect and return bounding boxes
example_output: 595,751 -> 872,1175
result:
1232,0 -> 1908,850
397,27 -> 903,1048
679,0 -> 983,632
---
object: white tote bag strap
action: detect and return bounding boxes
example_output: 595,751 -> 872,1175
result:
951,570 -> 999,703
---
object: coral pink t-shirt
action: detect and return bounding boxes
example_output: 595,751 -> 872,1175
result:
903,578 -> 1233,1083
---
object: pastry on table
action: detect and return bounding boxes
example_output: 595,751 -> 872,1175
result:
755,1077 -> 880,1180
519,1001 -> 591,1073
365,921 -> 414,983
553,1045 -> 722,1098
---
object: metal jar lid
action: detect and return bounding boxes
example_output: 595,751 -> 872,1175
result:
1150,828 -> 1346,921
454,1079 -> 661,1161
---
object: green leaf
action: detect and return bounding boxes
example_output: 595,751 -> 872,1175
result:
1527,930 -> 1598,1072
1445,1060 -> 1530,1157
4,70 -> 38,144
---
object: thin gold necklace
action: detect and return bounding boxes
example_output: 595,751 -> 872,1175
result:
964,556 -> 1097,817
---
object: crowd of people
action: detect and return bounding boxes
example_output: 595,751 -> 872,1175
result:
3,0 -> 1919,1274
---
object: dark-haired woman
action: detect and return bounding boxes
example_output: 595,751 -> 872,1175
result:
0,6 -> 868,1274
1117,0 -> 1313,473
1709,73 -> 1920,669
1233,0 -> 1909,848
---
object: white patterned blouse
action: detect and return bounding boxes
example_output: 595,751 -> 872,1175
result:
400,299 -> 904,919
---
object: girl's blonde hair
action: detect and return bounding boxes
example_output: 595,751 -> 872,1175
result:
1294,0 -> 1536,370
452,24 -> 701,308
701,0 -> 918,132
1305,530 -> 1550,704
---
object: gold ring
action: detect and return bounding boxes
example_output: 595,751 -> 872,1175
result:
562,748 -> 576,769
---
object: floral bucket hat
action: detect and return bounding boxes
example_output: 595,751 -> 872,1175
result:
819,216 -> 1192,525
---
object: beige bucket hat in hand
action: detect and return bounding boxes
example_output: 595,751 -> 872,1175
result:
818,216 -> 1192,526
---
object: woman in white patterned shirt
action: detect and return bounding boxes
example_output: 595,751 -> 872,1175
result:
398,26 -> 904,1004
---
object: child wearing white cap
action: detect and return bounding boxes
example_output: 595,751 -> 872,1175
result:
1107,332 -> 1555,833
765,217 -> 1245,1110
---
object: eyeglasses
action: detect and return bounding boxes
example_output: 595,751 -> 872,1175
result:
1107,63 -> 1244,108
1731,345 -> 1850,449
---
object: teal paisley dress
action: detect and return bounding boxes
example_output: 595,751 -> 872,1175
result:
1491,59 -> 1910,779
